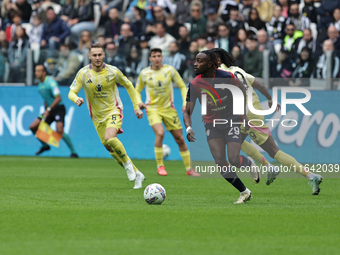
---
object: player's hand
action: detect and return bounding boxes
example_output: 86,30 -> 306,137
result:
201,115 -> 206,123
243,115 -> 250,131
269,101 -> 281,112
43,110 -> 50,119
76,97 -> 84,106
135,109 -> 143,119
139,102 -> 146,110
186,129 -> 196,142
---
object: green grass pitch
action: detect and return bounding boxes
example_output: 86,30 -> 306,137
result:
0,156 -> 339,255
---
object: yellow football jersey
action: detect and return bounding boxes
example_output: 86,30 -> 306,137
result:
69,63 -> 139,123
135,65 -> 187,111
219,64 -> 263,120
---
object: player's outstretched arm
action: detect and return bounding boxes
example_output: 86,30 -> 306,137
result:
183,101 -> 196,142
135,73 -> 146,109
252,80 -> 281,112
117,70 -> 143,118
170,67 -> 187,113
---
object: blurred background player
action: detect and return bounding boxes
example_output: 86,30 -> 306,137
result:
136,48 -> 200,177
212,48 -> 323,195
184,50 -> 259,204
68,43 -> 145,189
29,64 -> 78,158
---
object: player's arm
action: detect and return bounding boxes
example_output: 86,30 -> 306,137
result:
171,67 -> 187,113
116,70 -> 143,119
68,71 -> 84,106
252,80 -> 281,112
135,73 -> 146,110
183,83 -> 197,142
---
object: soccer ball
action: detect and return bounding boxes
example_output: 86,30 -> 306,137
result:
163,144 -> 171,158
144,183 -> 166,205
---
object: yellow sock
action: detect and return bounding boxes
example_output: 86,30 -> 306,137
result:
154,147 -> 163,167
274,150 -> 308,176
110,152 -> 138,172
106,138 -> 129,164
241,141 -> 268,166
180,150 -> 191,171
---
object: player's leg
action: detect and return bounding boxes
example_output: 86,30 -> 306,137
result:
29,117 -> 50,155
55,106 -> 78,158
170,129 -> 200,176
225,140 -> 256,203
104,144 -> 138,172
147,110 -> 167,175
261,135 -> 323,194
227,125 -> 261,184
151,123 -> 167,176
240,124 -> 275,168
102,115 -> 145,188
242,123 -> 281,184
105,126 -> 145,189
208,137 -> 251,203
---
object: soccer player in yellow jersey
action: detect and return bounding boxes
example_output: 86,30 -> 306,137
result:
68,43 -> 145,189
136,48 -> 200,176
212,48 -> 323,195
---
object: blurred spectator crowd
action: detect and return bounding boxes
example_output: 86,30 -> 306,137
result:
0,0 -> 340,88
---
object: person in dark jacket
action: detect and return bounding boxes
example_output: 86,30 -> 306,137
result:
41,7 -> 71,58
68,0 -> 96,45
290,47 -> 313,86
244,35 -> 263,77
13,0 -> 32,23
104,7 -> 123,44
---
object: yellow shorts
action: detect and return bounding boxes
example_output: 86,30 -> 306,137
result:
93,114 -> 123,144
146,107 -> 182,131
241,119 -> 271,146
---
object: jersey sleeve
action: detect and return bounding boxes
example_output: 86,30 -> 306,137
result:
115,68 -> 140,110
170,66 -> 187,106
233,67 -> 255,87
68,69 -> 83,104
135,71 -> 145,104
50,79 -> 61,97
186,82 -> 198,102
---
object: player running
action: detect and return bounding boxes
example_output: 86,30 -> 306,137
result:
136,48 -> 200,176
212,48 -> 323,195
29,64 -> 78,158
184,50 -> 260,204
68,43 -> 145,189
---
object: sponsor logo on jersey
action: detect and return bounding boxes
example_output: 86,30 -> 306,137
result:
87,79 -> 92,83
95,84 -> 102,92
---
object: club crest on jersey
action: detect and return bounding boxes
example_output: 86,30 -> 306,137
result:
105,75 -> 110,82
95,84 -> 102,92
87,74 -> 91,78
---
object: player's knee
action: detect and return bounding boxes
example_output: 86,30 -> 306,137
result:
174,135 -> 185,145
229,156 -> 240,167
104,144 -> 113,152
155,130 -> 165,139
213,156 -> 225,167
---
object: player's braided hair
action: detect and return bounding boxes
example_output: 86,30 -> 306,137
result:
200,50 -> 219,69
211,48 -> 236,68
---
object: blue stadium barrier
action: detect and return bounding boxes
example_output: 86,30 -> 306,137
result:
0,86 -> 340,163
